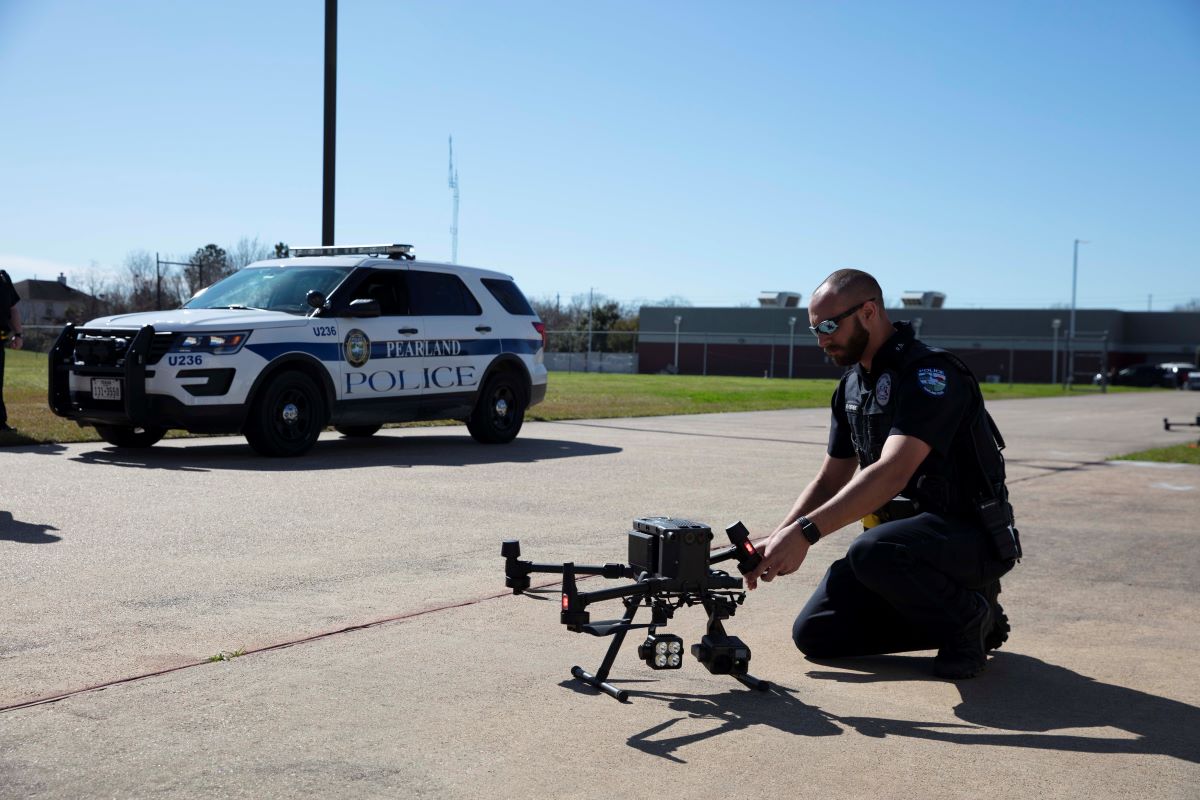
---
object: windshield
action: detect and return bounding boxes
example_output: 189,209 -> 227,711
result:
184,267 -> 352,315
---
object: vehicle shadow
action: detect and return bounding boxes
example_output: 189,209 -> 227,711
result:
0,511 -> 62,544
68,434 -> 621,472
609,652 -> 1200,764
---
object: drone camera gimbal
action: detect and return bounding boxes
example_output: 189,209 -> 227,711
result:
501,517 -> 771,702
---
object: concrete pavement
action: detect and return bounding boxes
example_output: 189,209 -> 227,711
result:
1,389 -> 1198,797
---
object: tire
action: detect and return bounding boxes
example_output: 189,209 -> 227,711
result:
467,372 -> 527,444
244,371 -> 327,457
335,424 -> 381,438
94,424 -> 167,448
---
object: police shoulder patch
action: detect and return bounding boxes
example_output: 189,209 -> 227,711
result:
918,367 -> 948,396
875,372 -> 893,406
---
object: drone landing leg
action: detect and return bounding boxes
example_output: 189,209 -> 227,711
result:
571,599 -> 640,702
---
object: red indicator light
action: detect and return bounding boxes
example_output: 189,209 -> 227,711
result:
533,322 -> 547,348
562,594 -> 569,611
742,540 -> 756,554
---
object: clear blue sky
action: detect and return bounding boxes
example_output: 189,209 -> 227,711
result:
1,0 -> 1197,311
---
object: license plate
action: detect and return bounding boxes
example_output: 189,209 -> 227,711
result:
91,378 -> 122,401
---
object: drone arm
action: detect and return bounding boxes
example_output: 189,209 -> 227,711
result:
710,521 -> 763,575
502,539 -> 632,593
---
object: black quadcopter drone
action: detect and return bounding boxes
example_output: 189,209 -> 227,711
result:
501,516 -> 771,702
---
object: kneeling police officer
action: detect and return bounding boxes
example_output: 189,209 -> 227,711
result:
745,269 -> 1020,679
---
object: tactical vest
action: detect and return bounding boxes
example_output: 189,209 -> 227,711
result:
844,336 -> 1022,563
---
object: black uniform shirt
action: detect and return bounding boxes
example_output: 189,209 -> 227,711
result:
827,324 -> 974,509
0,271 -> 18,331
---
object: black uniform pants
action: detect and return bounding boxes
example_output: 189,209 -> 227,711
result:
792,512 -> 1008,658
0,341 -> 7,426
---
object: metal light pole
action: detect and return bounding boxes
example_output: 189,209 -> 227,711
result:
787,316 -> 797,378
322,0 -> 337,245
1067,239 -> 1088,388
1051,318 -> 1061,385
673,315 -> 682,374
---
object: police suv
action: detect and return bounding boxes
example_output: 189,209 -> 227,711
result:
48,244 -> 548,456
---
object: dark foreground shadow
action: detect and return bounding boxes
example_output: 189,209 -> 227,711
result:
806,651 -> 1200,763
620,684 -> 843,763
587,652 -> 1200,764
69,434 -> 620,473
0,511 -> 62,544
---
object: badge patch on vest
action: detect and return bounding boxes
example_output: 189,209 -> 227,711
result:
876,373 -> 893,406
918,367 -> 947,396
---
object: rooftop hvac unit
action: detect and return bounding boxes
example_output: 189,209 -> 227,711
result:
758,291 -> 802,308
900,291 -> 945,309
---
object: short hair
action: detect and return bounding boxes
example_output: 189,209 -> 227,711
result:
815,269 -> 882,303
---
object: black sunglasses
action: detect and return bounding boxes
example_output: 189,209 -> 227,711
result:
809,298 -> 875,336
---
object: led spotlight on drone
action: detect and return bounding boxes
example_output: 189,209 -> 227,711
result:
501,517 -> 771,702
639,633 -> 685,670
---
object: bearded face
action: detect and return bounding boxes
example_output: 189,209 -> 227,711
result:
824,314 -> 870,366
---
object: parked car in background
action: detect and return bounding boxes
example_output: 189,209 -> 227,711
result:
1096,362 -> 1198,387
1159,362 -> 1198,388
1099,364 -> 1165,387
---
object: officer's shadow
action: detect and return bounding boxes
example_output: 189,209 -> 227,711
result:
807,651 -> 1200,764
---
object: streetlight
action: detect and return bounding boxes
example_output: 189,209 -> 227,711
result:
787,316 -> 797,379
1067,239 -> 1088,388
673,315 -> 682,374
1051,318 -> 1062,385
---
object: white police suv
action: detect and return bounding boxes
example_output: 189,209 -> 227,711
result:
49,244 -> 548,456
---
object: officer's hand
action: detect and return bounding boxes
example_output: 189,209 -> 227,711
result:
744,526 -> 810,591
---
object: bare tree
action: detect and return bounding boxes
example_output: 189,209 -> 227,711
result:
227,236 -> 273,271
68,263 -> 114,322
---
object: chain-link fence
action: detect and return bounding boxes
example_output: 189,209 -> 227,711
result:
545,328 -> 1134,387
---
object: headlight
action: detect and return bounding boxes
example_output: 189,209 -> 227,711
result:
173,331 -> 250,355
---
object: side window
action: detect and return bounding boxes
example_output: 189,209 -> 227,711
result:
409,270 -> 482,316
348,271 -> 410,316
481,278 -> 535,316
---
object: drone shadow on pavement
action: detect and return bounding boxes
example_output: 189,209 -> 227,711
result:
804,650 -> 1200,764
575,650 -> 1200,764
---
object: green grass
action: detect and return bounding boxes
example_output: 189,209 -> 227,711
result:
1111,443 -> 1200,465
0,347 -> 1166,446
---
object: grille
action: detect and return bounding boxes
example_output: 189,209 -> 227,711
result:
74,329 -> 178,367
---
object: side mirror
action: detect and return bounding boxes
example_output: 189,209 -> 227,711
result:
347,298 -> 381,318
306,290 -> 327,310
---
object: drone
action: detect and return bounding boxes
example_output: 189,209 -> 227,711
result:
501,517 -> 771,702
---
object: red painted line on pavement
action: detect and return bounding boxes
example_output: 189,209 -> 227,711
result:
1,578 -> 567,713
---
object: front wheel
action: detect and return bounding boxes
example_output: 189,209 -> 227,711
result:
244,371 -> 327,457
94,424 -> 167,448
467,372 -> 527,444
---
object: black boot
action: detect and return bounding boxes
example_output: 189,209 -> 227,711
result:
981,580 -> 1010,651
933,592 -> 992,679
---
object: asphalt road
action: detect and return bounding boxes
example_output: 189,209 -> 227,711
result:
2,390 -> 1198,798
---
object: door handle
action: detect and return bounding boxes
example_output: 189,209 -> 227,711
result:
398,327 -> 419,335
475,326 -> 492,333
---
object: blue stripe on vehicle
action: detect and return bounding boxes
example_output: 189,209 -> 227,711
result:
246,342 -> 343,362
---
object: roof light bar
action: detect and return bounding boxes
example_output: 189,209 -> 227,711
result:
290,243 -> 414,258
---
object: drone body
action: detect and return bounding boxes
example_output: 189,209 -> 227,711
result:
502,517 -> 770,702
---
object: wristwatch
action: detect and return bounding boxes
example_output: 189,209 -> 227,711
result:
797,516 -> 822,545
